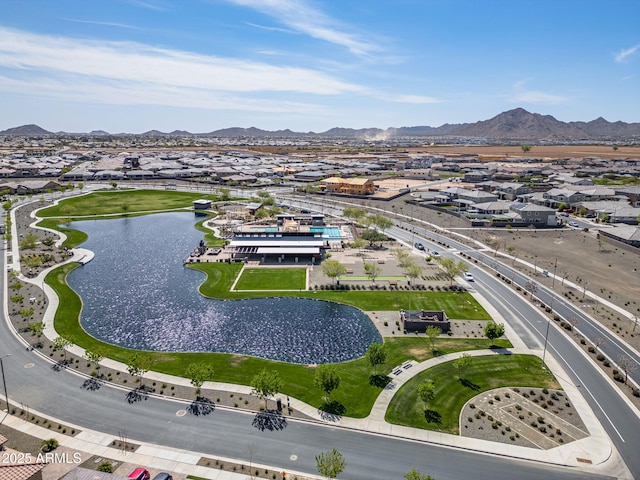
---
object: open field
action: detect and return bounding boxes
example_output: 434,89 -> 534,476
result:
407,144 -> 640,160
235,267 -> 306,290
385,354 -> 559,434
484,228 -> 640,351
37,190 -> 222,217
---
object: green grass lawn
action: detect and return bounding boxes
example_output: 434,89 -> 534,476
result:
37,190 -> 223,218
235,268 -> 306,290
36,218 -> 88,248
191,263 -> 491,319
48,262 -> 509,417
385,354 -> 559,433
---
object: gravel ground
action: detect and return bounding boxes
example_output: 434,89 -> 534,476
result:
460,387 -> 588,450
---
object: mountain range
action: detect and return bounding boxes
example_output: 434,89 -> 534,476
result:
2,108 -> 639,140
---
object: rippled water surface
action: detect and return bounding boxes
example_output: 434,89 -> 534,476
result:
67,212 -> 381,363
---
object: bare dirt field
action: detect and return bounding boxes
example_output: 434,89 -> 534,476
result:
482,228 -> 640,350
406,144 -> 640,160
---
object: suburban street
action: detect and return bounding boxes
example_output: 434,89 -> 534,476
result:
0,194 -> 634,479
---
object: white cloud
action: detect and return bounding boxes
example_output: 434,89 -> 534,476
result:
377,93 -> 442,104
0,27 -> 366,107
63,18 -> 143,30
615,44 -> 640,63
509,80 -> 567,105
226,0 -> 382,56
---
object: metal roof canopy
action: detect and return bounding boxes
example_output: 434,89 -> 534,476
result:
231,239 -> 324,247
256,247 -> 320,254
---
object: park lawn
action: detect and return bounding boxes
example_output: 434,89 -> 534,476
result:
36,218 -> 88,248
385,354 -> 559,434
191,263 -> 490,319
37,190 -> 223,217
47,262 -> 508,417
194,218 -> 225,247
235,268 -> 307,290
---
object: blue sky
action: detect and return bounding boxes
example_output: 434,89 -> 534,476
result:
1,0 -> 639,133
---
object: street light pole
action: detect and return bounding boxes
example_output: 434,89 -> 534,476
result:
551,257 -> 557,289
0,354 -> 11,413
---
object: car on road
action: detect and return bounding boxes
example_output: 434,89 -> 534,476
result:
568,221 -> 580,227
414,242 -> 425,250
128,468 -> 151,480
464,272 -> 474,282
558,212 -> 569,217
152,474 -> 173,480
430,251 -> 440,257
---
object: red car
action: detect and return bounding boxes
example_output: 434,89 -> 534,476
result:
128,468 -> 151,480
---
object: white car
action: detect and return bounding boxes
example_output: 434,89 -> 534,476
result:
464,272 -> 474,282
568,221 -> 579,227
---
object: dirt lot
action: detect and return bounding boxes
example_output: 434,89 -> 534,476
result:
406,144 -> 640,160
483,228 -> 640,351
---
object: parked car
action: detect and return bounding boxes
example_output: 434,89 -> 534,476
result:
464,272 -> 475,282
128,468 -> 151,480
568,221 -> 579,227
414,242 -> 425,250
558,212 -> 569,217
152,474 -> 173,480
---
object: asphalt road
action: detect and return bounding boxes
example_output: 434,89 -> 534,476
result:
0,200 -> 626,480
389,222 -> 640,479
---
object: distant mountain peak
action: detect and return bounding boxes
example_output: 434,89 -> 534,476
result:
0,124 -> 52,135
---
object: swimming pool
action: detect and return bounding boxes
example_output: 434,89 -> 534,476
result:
310,226 -> 342,240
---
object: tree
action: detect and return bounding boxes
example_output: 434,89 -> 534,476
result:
350,237 -> 367,255
617,355 -> 636,384
313,364 -> 340,402
484,322 -> 505,346
28,321 -> 44,348
425,325 -> 441,353
363,262 -> 381,283
360,228 -> 387,247
185,362 -> 215,396
365,343 -> 387,375
316,448 -> 346,480
85,349 -> 104,371
485,237 -> 500,256
250,368 -> 283,410
405,469 -> 436,480
126,352 -> 153,388
218,187 -> 231,201
321,259 -> 347,284
343,207 -> 366,224
369,213 -> 393,233
417,381 -> 436,409
453,353 -> 473,378
521,144 -> 532,153
436,257 -> 467,285
394,248 -> 412,268
53,336 -> 72,364
506,246 -> 516,265
256,190 -> 274,206
525,280 -> 538,302
20,233 -> 39,250
405,263 -> 423,286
